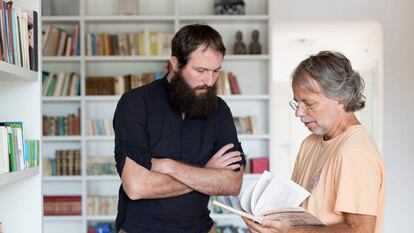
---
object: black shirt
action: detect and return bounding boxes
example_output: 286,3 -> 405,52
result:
113,77 -> 245,233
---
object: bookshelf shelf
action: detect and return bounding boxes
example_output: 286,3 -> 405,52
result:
178,15 -> 269,21
239,134 -> 270,140
0,167 -> 40,187
225,55 -> 269,60
0,61 -> 38,81
43,56 -> 82,62
0,1 -> 41,232
42,96 -> 82,102
42,136 -> 82,141
84,15 -> 175,22
86,175 -> 119,181
43,176 -> 83,181
86,215 -> 116,221
42,16 -> 81,22
84,55 -> 170,61
42,0 -> 270,231
44,216 -> 83,221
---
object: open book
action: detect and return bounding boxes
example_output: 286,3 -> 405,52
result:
212,171 -> 324,226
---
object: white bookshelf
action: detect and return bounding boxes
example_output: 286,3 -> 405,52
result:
0,1 -> 42,232
41,0 -> 270,231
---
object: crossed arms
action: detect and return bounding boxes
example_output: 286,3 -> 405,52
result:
121,143 -> 244,200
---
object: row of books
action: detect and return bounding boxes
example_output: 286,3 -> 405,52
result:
234,115 -> 259,134
42,109 -> 81,136
87,222 -> 115,233
43,149 -> 81,176
217,71 -> 241,95
86,31 -> 173,56
42,71 -> 80,96
42,24 -> 79,56
87,156 -> 117,176
210,195 -> 242,214
43,195 -> 82,216
0,122 -> 39,173
87,196 -> 117,216
86,119 -> 114,136
0,2 -> 38,71
85,72 -> 163,96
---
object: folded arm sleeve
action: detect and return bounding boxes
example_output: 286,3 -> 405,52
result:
215,101 -> 246,169
113,92 -> 152,176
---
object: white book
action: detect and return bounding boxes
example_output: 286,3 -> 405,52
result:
213,171 -> 324,226
0,126 -> 10,173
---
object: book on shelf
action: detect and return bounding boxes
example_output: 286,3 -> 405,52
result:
88,223 -> 114,233
42,71 -> 80,96
42,108 -> 81,136
86,31 -> 173,56
85,72 -> 164,96
217,70 -> 241,95
250,157 -> 269,174
87,196 -> 118,215
87,156 -> 117,175
43,149 -> 81,176
212,171 -> 324,226
0,1 -> 37,70
42,24 -> 79,56
43,195 -> 82,216
86,119 -> 114,136
0,122 -> 39,173
234,116 -> 258,134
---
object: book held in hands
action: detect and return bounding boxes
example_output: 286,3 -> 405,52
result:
213,170 -> 324,226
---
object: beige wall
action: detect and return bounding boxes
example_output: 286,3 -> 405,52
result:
270,1 -> 414,232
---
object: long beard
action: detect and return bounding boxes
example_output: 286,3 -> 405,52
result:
168,72 -> 218,119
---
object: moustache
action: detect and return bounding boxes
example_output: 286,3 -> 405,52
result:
194,85 -> 209,90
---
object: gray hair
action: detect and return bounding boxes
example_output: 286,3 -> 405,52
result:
292,51 -> 366,112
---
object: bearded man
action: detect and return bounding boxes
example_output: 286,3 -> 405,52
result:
113,24 -> 245,233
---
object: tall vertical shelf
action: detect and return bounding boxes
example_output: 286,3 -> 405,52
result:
0,0 -> 42,232
41,0 -> 270,231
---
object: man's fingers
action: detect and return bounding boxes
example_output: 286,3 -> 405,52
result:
223,156 -> 242,166
218,151 -> 241,161
214,143 -> 234,157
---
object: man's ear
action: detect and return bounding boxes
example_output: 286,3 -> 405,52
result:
170,57 -> 179,72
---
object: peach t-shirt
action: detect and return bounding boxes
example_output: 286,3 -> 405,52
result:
292,125 -> 385,233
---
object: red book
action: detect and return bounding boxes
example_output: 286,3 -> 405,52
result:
250,157 -> 269,174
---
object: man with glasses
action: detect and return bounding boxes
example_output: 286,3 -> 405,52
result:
243,51 -> 385,233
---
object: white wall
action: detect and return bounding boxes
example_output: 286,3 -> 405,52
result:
270,1 -> 414,232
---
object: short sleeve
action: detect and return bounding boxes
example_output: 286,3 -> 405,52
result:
334,149 -> 383,216
214,100 -> 246,170
113,91 -> 152,176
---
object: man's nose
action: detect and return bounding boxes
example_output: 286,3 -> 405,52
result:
295,107 -> 307,117
202,71 -> 215,86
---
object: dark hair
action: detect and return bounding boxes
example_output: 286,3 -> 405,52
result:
171,24 -> 226,69
292,51 -> 366,112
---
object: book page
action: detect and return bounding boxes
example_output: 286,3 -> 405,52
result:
254,173 -> 310,216
212,200 -> 263,223
240,180 -> 257,214
264,210 -> 324,226
250,170 -> 273,213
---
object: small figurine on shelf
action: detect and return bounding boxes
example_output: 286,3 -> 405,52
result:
249,30 -> 262,54
233,31 -> 247,54
119,0 -> 139,15
214,0 -> 245,15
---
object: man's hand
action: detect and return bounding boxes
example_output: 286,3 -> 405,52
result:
205,143 -> 242,170
242,217 -> 290,233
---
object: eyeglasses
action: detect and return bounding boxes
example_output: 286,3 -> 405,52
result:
289,99 -> 309,113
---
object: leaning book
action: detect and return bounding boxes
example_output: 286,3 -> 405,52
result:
212,170 -> 324,226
